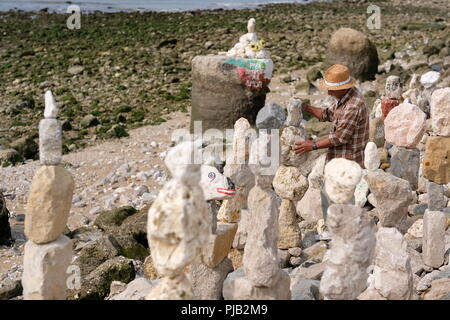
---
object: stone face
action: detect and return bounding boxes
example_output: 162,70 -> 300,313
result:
367,170 -> 413,228
325,27 -> 379,81
427,181 -> 447,211
423,210 -> 446,268
430,88 -> 450,136
200,165 -> 235,201
273,166 -> 308,201
147,179 -> 210,277
296,187 -> 323,224
285,98 -> 303,127
39,119 -> 62,165
369,117 -> 385,148
190,55 -> 270,132
319,204 -> 376,300
190,258 -> 233,300
22,235 -> 73,300
202,222 -> 238,268
373,227 -> 413,300
44,90 -> 58,119
390,146 -> 420,191
422,136 -> 450,185
364,142 -> 380,171
223,268 -> 291,300
324,158 -> 362,204
256,102 -> 286,129
384,101 -> 426,148
278,200 -> 301,249
25,165 -> 75,244
243,185 -> 281,287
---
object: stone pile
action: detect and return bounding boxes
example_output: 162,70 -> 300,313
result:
319,158 -> 376,300
223,131 -> 290,299
146,141 -> 210,300
22,91 -> 74,300
225,18 -> 270,59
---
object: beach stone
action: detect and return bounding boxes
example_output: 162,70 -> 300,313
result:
285,98 -> 303,127
290,277 -> 320,300
324,158 -> 362,204
373,227 -> 414,300
367,170 -> 413,228
22,235 -> 72,300
421,71 -> 440,89
190,258 -> 233,300
369,118 -> 385,148
430,88 -> 450,136
325,27 -> 379,81
319,204 -> 376,300
423,210 -> 446,268
25,165 -> 75,244
202,222 -> 238,268
427,181 -> 448,211
109,278 -> 155,300
190,55 -> 270,132
364,142 -> 380,171
308,154 -> 326,189
44,90 -> 58,119
256,102 -> 286,129
146,274 -> 191,300
273,166 -> 308,201
422,136 -> 450,185
244,185 -> 281,287
39,119 -> 62,165
296,187 -> 323,224
390,146 -> 420,191
278,200 -> 301,249
222,268 -> 291,300
354,175 -> 369,208
384,101 -> 426,148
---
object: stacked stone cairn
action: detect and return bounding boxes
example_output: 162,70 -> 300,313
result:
223,131 -> 291,299
319,158 -> 377,300
146,141 -> 210,300
22,91 -> 75,300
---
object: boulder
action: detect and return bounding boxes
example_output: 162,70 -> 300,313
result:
9,135 -> 38,160
0,149 -> 23,166
256,102 -> 286,129
325,28 -> 379,81
0,194 -> 12,246
94,206 -> 137,231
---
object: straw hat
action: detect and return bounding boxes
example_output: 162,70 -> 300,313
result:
319,64 -> 356,91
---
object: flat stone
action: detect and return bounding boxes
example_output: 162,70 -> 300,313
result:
189,258 -> 233,300
423,210 -> 446,268
367,170 -> 413,228
202,222 -> 238,268
22,235 -> 73,300
256,102 -> 286,129
384,101 -> 426,148
390,146 -> 420,191
430,88 -> 450,136
39,119 -> 62,165
109,278 -> 155,300
422,136 -> 450,185
296,187 -> 323,224
324,158 -> 362,204
278,199 -> 302,249
25,165 -> 75,244
273,166 -> 308,201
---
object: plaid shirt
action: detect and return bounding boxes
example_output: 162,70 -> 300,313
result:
319,87 -> 369,168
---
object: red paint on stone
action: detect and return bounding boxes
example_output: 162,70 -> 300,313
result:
381,98 -> 401,120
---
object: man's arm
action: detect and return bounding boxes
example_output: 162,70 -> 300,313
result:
293,137 -> 332,155
302,103 -> 326,120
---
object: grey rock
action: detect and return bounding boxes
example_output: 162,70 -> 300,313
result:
390,147 -> 420,191
190,258 -> 233,300
427,181 -> 447,211
256,102 -> 286,129
412,203 -> 428,216
39,119 -> 62,165
290,277 -> 320,300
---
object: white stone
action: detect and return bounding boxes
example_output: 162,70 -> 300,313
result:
110,278 -> 155,300
164,140 -> 202,186
285,98 -> 303,127
39,119 -> 62,165
249,131 -> 277,188
296,187 -> 323,224
308,154 -> 326,189
272,166 -> 308,201
319,204 -> 376,300
354,175 -> 369,208
373,227 -> 413,300
422,210 -> 446,268
324,158 -> 362,204
200,165 -> 235,201
420,71 -> 440,89
385,76 -> 403,100
430,88 -> 450,136
22,235 -> 73,300
364,142 -> 380,171
44,90 -> 58,119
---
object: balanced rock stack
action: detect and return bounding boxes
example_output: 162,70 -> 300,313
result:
146,141 -> 210,300
354,142 -> 380,207
319,158 -> 377,300
22,91 -> 74,300
421,87 -> 450,270
273,99 -> 307,250
223,132 -> 291,300
190,18 -> 273,132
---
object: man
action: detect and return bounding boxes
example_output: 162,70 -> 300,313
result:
293,64 -> 369,240
293,64 -> 369,168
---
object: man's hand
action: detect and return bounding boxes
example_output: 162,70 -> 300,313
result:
293,140 -> 313,155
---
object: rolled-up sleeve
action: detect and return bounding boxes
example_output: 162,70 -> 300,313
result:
320,107 -> 332,122
328,104 -> 360,146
